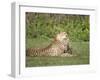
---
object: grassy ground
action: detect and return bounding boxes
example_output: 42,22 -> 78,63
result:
26,38 -> 89,67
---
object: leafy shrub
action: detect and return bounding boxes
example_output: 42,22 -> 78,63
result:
26,12 -> 89,42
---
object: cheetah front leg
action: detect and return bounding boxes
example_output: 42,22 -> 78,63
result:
60,53 -> 73,57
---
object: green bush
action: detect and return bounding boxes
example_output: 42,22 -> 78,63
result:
26,12 -> 89,42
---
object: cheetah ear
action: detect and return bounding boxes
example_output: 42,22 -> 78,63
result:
63,32 -> 66,34
66,32 -> 69,35
60,32 -> 66,34
60,32 -> 67,35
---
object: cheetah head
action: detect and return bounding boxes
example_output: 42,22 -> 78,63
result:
55,32 -> 68,42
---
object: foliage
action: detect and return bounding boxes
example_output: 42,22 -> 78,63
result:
26,12 -> 89,42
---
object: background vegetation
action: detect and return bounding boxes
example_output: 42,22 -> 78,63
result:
26,12 -> 89,42
26,12 -> 89,67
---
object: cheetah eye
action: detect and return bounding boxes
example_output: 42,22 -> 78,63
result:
63,38 -> 67,40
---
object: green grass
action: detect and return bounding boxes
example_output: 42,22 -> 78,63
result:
26,38 -> 89,67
